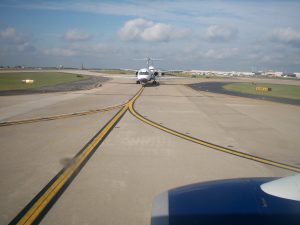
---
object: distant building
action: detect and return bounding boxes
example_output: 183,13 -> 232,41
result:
266,70 -> 275,76
283,73 -> 296,78
294,73 -> 300,78
254,71 -> 263,76
242,72 -> 254,76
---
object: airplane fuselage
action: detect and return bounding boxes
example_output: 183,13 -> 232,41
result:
136,68 -> 158,85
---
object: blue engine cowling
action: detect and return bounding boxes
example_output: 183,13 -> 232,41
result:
151,177 -> 300,225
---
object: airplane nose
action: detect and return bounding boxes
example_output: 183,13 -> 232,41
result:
139,78 -> 148,84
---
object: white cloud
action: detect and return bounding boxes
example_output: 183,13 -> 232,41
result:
17,42 -> 36,52
0,27 -> 36,54
270,27 -> 300,47
204,48 -> 239,59
118,18 -> 189,42
141,23 -> 172,42
118,18 -> 153,41
3,1 -> 300,71
204,25 -> 238,42
70,43 -> 118,55
43,43 -> 117,57
0,27 -> 18,39
44,48 -> 78,57
0,27 -> 26,44
63,29 -> 91,41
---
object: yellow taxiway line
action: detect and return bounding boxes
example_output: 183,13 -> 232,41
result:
9,85 -> 299,225
0,104 -> 125,127
128,90 -> 300,173
10,87 -> 144,225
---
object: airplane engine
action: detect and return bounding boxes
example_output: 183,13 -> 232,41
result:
154,72 -> 159,76
151,177 -> 300,225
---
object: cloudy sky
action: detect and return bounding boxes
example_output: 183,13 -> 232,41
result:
0,0 -> 300,72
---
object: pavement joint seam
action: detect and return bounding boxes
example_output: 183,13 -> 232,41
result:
129,89 -> 300,173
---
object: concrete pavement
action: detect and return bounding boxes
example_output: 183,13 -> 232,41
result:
0,76 -> 299,225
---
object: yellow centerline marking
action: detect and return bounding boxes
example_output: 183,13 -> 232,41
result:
0,104 -> 125,127
128,90 -> 300,173
13,87 -> 144,225
17,106 -> 128,225
11,85 -> 299,225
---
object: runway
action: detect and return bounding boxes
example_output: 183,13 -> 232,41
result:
1,76 -> 300,225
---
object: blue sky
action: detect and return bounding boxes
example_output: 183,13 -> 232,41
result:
0,0 -> 300,71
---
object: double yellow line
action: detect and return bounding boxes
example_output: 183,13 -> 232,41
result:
128,92 -> 300,173
9,85 -> 300,225
10,87 -> 144,225
0,105 -> 124,127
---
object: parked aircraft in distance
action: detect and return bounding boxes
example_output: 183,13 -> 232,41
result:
135,57 -> 164,86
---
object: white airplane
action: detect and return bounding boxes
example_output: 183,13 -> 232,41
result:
135,57 -> 163,86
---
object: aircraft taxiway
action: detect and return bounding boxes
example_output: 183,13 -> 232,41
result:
0,72 -> 300,225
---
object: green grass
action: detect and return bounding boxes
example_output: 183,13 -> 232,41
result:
223,82 -> 300,100
0,72 -> 89,91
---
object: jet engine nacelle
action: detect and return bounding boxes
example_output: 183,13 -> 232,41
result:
151,176 -> 300,225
